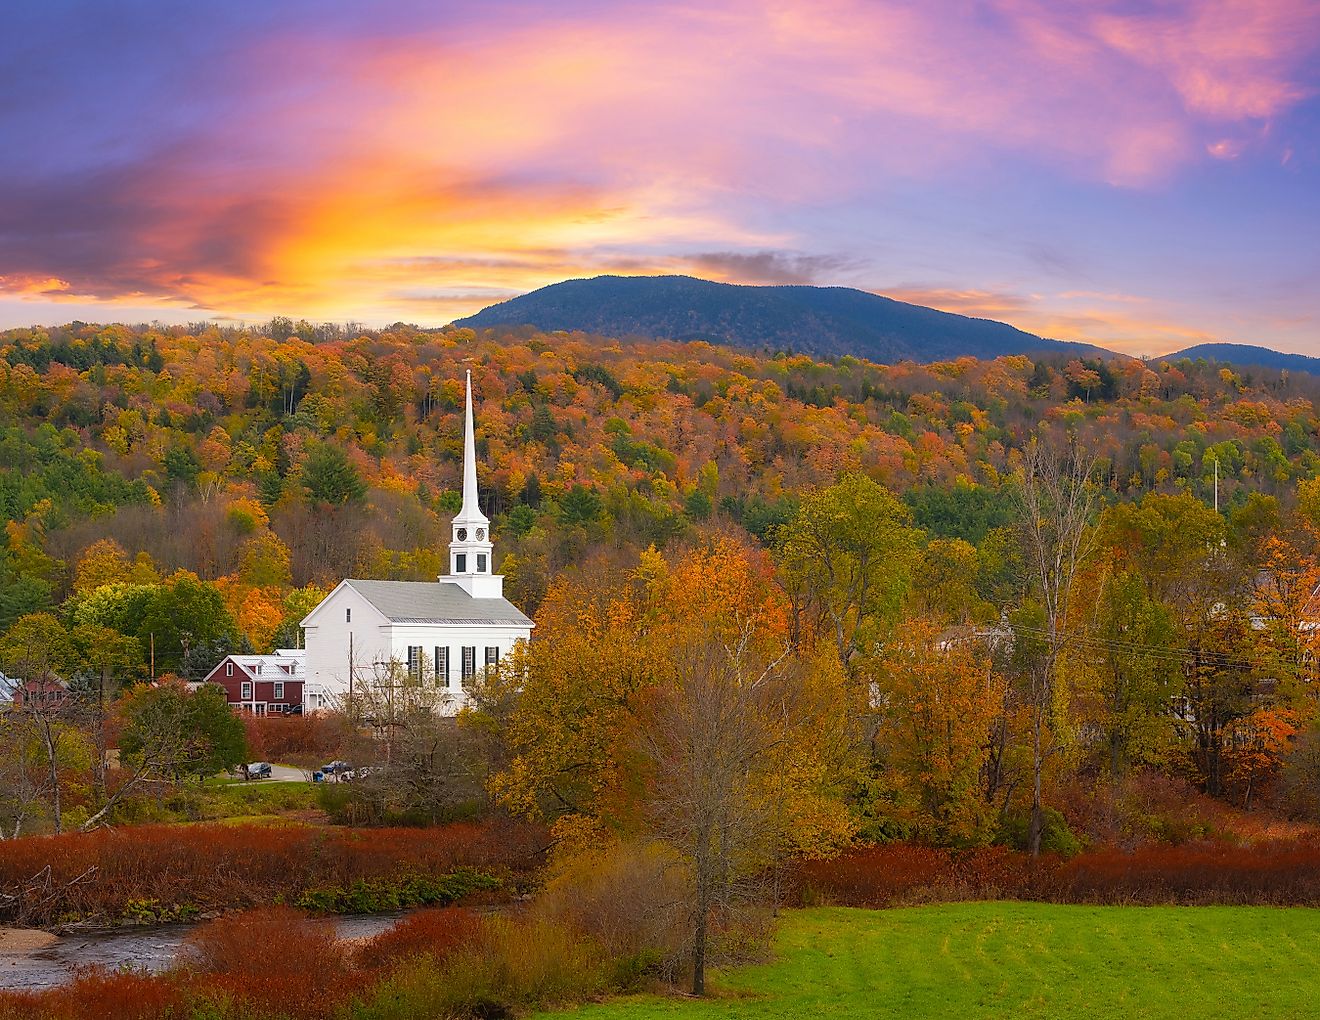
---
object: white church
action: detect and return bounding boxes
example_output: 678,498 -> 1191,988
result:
300,371 -> 533,711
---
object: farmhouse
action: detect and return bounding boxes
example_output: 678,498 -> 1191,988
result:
202,649 -> 306,715
300,372 -> 533,711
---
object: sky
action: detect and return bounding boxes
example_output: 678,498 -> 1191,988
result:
1,0 -> 1318,356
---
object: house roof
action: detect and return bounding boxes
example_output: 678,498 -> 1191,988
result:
344,579 -> 534,627
217,650 -> 305,679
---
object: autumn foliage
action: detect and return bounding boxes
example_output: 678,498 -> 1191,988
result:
0,819 -> 544,926
791,838 -> 1320,908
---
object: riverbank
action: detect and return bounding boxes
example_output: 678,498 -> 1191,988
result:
0,913 -> 408,991
0,819 -> 545,928
0,929 -> 56,953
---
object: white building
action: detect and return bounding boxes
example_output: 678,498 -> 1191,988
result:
300,371 -> 533,711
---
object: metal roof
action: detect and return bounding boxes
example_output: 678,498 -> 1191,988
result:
344,579 -> 534,627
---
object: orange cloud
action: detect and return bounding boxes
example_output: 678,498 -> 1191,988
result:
0,0 -> 1315,334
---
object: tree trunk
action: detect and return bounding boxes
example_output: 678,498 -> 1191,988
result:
1027,707 -> 1044,857
42,725 -> 62,835
692,879 -> 709,997
692,826 -> 711,996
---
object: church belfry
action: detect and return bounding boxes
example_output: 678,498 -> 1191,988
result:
442,371 -> 504,598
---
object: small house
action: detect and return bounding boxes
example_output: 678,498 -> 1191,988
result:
203,649 -> 306,716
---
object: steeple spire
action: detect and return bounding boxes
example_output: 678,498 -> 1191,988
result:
459,370 -> 487,524
442,370 -> 502,598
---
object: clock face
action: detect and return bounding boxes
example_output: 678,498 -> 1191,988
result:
476,528 -> 486,541
456,527 -> 467,541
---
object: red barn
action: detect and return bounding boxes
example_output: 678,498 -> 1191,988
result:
202,649 -> 306,716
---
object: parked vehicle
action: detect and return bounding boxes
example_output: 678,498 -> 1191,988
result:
320,760 -> 352,775
248,761 -> 273,779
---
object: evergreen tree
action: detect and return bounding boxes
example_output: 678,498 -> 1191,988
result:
301,443 -> 366,506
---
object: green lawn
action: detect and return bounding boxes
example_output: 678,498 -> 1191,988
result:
544,903 -> 1320,1019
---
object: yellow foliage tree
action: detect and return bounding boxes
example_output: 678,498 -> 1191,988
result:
72,539 -> 133,594
870,617 -> 1004,845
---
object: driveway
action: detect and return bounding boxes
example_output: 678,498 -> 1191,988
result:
239,764 -> 311,783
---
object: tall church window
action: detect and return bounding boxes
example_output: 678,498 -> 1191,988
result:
461,646 -> 476,679
435,647 -> 449,687
455,554 -> 467,573
346,608 -> 351,623
407,646 -> 423,680
477,554 -> 487,573
485,646 -> 499,669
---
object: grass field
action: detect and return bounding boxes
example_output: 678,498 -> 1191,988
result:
543,903 -> 1320,1019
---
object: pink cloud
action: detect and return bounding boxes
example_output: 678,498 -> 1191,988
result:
0,0 -> 1316,329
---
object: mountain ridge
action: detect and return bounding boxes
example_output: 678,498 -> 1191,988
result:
453,274 -> 1112,364
1160,342 -> 1320,376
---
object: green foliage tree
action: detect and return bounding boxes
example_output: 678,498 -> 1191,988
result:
559,485 -> 602,526
301,443 -> 366,506
134,574 -> 241,678
118,680 -> 248,784
70,623 -> 142,799
163,445 -> 201,488
1074,569 -> 1178,777
0,612 -> 76,681
775,473 -> 921,668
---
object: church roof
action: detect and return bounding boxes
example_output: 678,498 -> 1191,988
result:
344,579 -> 533,627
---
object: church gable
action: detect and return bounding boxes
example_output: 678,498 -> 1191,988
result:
300,579 -> 391,629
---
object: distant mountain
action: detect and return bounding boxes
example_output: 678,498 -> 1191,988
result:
454,275 -> 1109,364
1163,343 -> 1320,377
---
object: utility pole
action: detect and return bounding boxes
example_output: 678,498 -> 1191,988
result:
1214,456 -> 1219,514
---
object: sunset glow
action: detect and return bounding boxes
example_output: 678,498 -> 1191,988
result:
1,0 -> 1317,354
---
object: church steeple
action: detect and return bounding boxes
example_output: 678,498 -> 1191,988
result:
442,371 -> 503,598
458,369 -> 487,526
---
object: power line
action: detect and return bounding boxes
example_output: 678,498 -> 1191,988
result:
1004,623 -> 1270,671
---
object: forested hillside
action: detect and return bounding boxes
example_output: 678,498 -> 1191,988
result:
454,274 -> 1104,362
2,318 -> 1318,673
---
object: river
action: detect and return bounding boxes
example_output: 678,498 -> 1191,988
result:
0,913 -> 408,990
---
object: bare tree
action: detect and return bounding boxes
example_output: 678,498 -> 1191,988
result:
636,629 -> 794,996
0,712 -> 53,838
1014,435 -> 1098,856
340,659 -> 484,823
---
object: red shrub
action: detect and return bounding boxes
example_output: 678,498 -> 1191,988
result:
0,968 -> 186,1020
184,907 -> 363,1019
186,906 -> 339,976
354,905 -> 484,971
791,837 -> 1320,907
244,714 -> 351,770
0,818 -> 546,926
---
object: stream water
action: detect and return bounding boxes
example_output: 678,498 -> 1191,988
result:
0,913 -> 407,990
